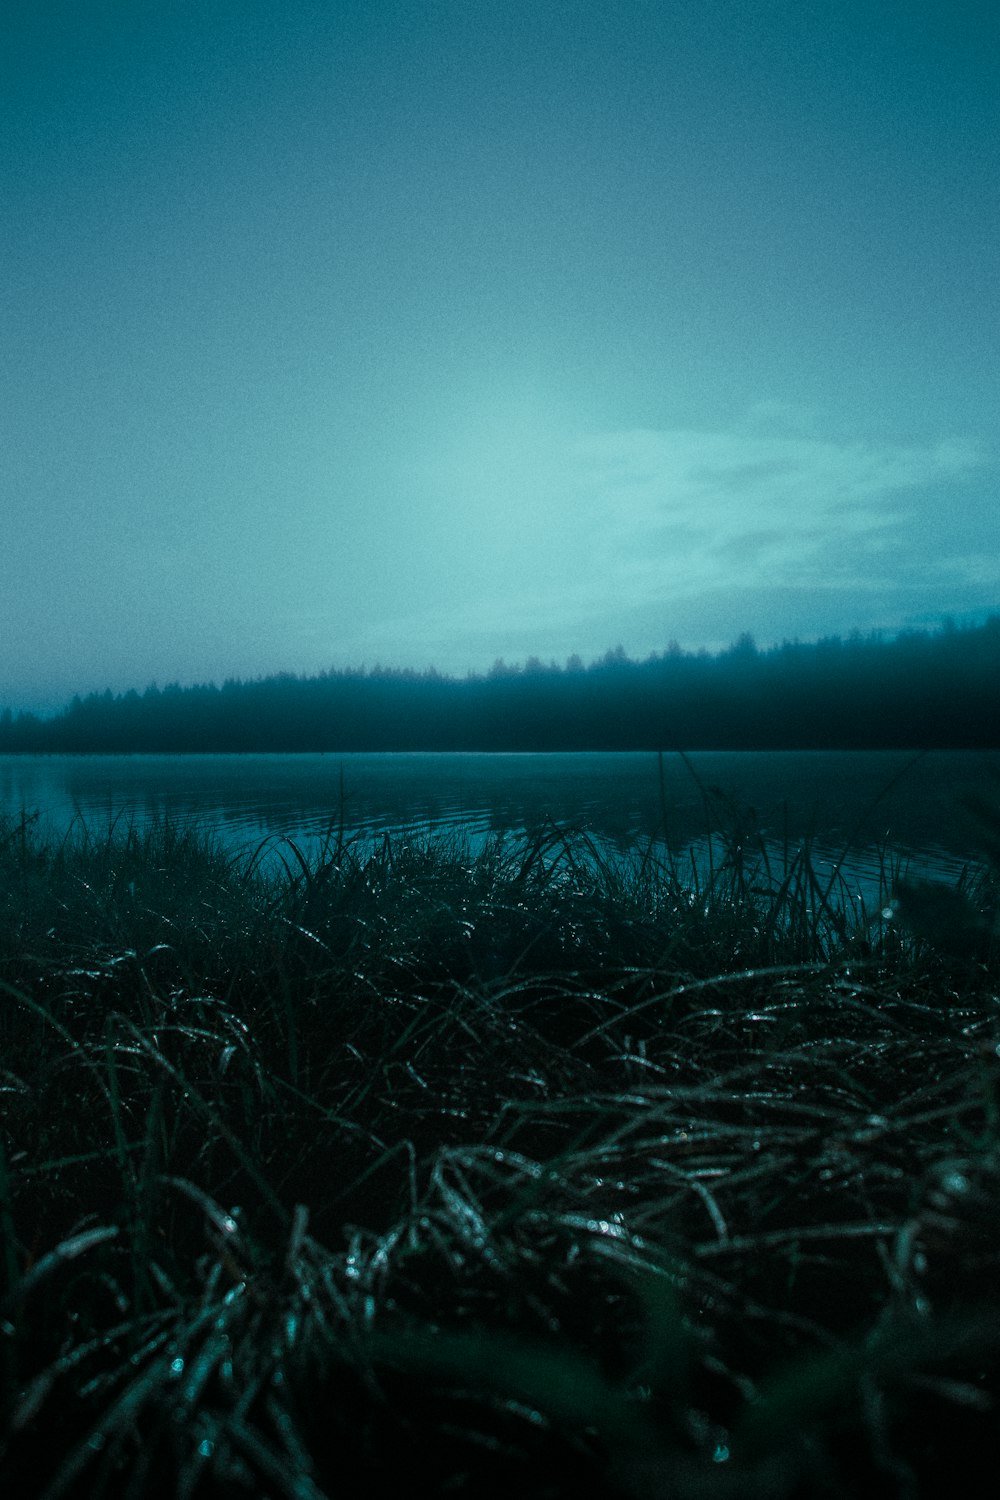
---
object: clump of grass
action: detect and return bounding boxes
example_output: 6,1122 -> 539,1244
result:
0,802 -> 998,1497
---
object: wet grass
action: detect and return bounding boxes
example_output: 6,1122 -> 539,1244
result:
0,786 -> 999,1498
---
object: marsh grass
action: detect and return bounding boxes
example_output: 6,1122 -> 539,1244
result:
0,787 -> 998,1497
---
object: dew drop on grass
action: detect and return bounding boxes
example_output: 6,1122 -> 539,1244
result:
169,1356 -> 185,1378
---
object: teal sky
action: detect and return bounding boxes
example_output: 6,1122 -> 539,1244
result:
3,0 -> 998,713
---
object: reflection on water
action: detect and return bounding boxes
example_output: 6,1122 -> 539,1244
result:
1,750 -> 996,904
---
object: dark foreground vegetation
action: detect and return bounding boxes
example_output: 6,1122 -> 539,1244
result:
3,615 -> 1000,752
2,783 -> 1000,1498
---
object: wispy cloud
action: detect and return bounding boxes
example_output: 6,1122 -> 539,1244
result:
319,409 -> 997,671
567,423 -> 989,599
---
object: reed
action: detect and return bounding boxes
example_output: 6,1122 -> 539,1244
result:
0,796 -> 997,1497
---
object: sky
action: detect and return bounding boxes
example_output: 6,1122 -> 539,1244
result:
2,0 -> 998,714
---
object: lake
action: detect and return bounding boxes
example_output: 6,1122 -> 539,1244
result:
2,750 -> 998,901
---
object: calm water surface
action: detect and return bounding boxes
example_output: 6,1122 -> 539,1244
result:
2,750 -> 998,898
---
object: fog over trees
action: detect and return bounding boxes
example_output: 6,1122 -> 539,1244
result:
2,617 -> 998,753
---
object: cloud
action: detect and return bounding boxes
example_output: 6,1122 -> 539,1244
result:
326,406 -> 997,671
564,420 -> 993,603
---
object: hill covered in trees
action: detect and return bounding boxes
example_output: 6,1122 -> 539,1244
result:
2,617 -> 999,753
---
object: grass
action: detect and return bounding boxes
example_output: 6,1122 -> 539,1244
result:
0,777 -> 998,1498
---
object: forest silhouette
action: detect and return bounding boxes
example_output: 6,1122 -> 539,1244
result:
2,616 -> 998,753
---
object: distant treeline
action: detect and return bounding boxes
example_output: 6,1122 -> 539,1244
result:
3,617 -> 999,753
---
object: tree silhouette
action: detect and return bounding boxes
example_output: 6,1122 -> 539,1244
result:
1,617 -> 997,753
